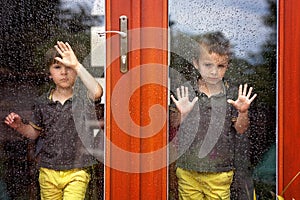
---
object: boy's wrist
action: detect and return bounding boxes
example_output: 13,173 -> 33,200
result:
15,122 -> 25,131
238,110 -> 248,115
14,118 -> 28,130
75,63 -> 83,72
180,113 -> 189,123
21,118 -> 29,125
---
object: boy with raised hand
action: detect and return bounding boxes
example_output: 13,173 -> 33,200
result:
4,41 -> 103,200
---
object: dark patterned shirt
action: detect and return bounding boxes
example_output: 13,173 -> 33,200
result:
170,80 -> 238,172
30,87 -> 100,170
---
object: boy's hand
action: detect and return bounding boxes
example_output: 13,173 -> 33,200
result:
54,41 -> 81,71
4,112 -> 22,130
227,84 -> 257,113
171,86 -> 198,120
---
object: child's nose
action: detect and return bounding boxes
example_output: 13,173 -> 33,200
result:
210,66 -> 218,75
61,67 -> 67,74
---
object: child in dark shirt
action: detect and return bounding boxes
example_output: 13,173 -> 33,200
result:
170,32 -> 257,200
4,41 -> 103,200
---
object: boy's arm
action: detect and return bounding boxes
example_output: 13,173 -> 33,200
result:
54,41 -> 103,100
227,84 -> 257,134
234,111 -> 249,134
75,64 -> 103,100
4,112 -> 40,140
169,107 -> 181,130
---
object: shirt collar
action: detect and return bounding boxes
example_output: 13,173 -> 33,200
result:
46,88 -> 73,104
48,88 -> 54,101
192,78 -> 228,97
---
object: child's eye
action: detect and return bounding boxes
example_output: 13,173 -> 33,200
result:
204,63 -> 213,67
218,64 -> 228,68
52,64 -> 61,69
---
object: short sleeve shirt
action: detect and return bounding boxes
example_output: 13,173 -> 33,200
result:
30,89 -> 100,170
172,79 -> 238,172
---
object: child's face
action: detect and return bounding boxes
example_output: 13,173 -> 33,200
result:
49,62 -> 77,89
193,46 -> 229,85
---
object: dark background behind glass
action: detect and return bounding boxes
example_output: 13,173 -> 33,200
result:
1,1 -> 103,199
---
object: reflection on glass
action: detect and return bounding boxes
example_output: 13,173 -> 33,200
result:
168,0 -> 277,199
1,1 -> 104,199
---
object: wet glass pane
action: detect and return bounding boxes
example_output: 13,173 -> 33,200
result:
168,0 -> 277,199
1,0 -> 105,199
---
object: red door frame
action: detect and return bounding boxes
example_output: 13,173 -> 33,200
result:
104,0 -> 300,199
278,0 -> 300,199
105,0 -> 168,199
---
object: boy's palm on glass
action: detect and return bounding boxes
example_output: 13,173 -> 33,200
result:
227,84 -> 257,113
54,41 -> 80,70
171,86 -> 198,116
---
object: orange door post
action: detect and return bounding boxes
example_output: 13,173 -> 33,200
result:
278,0 -> 300,198
105,0 -> 168,199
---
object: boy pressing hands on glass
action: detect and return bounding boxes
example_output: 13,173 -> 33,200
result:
170,32 -> 257,200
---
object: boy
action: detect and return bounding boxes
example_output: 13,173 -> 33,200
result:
4,41 -> 103,200
170,32 -> 257,200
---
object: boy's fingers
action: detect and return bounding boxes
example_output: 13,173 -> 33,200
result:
249,94 -> 257,102
56,41 -> 63,50
238,85 -> 242,96
57,41 -> 67,51
65,42 -> 73,51
56,41 -> 70,54
54,45 -> 63,55
54,57 -> 63,63
6,114 -> 12,120
185,87 -> 189,97
247,87 -> 253,98
176,88 -> 181,99
191,97 -> 198,105
181,86 -> 185,97
227,99 -> 235,105
242,83 -> 248,96
5,116 -> 13,124
170,95 -> 177,103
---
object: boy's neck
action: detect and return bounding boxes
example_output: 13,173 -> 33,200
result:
198,79 -> 223,97
52,87 -> 73,104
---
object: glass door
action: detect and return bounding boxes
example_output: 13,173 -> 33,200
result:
168,1 -> 277,199
1,0 -> 105,199
2,0 -> 300,199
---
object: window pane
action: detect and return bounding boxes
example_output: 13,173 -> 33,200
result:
168,1 -> 277,199
1,1 -> 105,199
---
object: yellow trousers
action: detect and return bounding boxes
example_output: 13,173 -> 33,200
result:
39,167 -> 90,200
176,167 -> 233,200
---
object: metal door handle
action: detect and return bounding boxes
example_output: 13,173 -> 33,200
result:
119,15 -> 128,73
98,15 -> 128,73
98,31 -> 127,38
